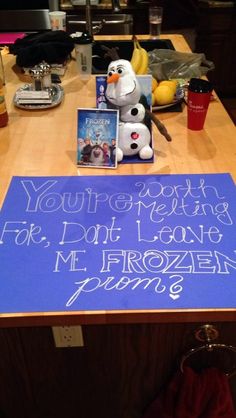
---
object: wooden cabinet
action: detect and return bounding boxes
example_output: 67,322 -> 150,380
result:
1,322 -> 236,418
195,1 -> 236,96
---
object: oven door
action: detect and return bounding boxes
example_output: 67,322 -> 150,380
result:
0,10 -> 51,32
0,1 -> 59,32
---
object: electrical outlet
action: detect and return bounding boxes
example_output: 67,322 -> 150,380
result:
52,326 -> 84,347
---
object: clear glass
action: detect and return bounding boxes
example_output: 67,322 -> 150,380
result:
75,43 -> 92,80
149,6 -> 163,38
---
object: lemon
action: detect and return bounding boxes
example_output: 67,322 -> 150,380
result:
152,77 -> 158,92
154,85 -> 175,106
151,92 -> 156,106
159,80 -> 178,93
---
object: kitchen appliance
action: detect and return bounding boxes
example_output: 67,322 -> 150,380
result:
0,1 -> 59,33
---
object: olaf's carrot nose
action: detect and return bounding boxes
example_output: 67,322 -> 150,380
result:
107,73 -> 120,84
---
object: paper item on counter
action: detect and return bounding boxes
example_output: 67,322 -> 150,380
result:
1,173 -> 236,313
0,32 -> 25,45
15,90 -> 52,105
77,108 -> 119,169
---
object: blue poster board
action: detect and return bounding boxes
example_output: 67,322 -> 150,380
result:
0,173 -> 236,314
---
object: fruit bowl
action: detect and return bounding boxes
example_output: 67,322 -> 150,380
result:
152,86 -> 185,111
92,39 -> 174,74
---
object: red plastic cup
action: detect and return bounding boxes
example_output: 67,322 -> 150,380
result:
187,78 -> 213,130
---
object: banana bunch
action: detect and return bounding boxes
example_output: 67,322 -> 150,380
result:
130,37 -> 149,75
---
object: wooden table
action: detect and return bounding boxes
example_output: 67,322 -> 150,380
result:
1,34 -> 236,418
1,34 -> 236,326
1,35 -> 235,205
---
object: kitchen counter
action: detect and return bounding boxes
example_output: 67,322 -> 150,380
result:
1,34 -> 236,205
1,34 -> 236,327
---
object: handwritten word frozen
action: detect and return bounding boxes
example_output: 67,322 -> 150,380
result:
53,249 -> 236,275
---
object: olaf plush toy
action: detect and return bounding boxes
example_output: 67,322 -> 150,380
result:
105,59 -> 153,162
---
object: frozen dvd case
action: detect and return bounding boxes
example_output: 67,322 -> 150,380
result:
77,108 -> 119,169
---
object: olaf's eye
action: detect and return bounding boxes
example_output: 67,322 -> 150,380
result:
108,71 -> 113,77
117,68 -> 123,74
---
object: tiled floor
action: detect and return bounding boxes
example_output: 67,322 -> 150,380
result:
220,97 -> 236,125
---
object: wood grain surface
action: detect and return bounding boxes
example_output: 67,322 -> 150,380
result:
0,35 -> 236,327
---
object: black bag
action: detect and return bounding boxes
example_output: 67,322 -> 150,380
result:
9,30 -> 74,67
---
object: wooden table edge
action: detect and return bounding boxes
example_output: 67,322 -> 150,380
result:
1,308 -> 236,327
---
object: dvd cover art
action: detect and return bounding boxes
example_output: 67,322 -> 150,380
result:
77,108 -> 119,168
